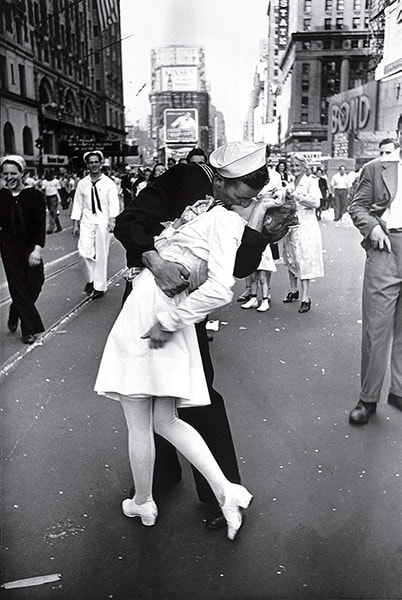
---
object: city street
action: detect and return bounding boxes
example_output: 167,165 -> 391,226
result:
1,210 -> 402,600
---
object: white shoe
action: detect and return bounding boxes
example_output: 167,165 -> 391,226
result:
241,297 -> 258,309
220,483 -> 253,541
121,498 -> 158,526
257,299 -> 270,312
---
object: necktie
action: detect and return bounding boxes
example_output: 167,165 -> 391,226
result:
91,179 -> 102,214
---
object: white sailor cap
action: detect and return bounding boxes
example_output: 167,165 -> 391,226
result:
0,154 -> 26,172
209,141 -> 266,178
83,150 -> 104,163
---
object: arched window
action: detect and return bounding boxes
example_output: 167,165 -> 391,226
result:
64,89 -> 76,115
4,122 -> 16,153
84,99 -> 94,122
23,126 -> 34,155
38,76 -> 53,105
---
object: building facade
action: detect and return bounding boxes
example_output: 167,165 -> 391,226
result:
0,0 -> 125,172
149,45 -> 216,163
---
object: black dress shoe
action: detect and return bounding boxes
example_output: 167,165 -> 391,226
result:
283,290 -> 299,303
22,334 -> 36,344
92,290 -> 104,299
388,392 -> 402,411
298,299 -> 311,313
349,400 -> 377,425
7,318 -> 18,333
84,282 -> 94,294
205,509 -> 226,530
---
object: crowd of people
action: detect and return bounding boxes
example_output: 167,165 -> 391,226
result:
1,122 -> 402,542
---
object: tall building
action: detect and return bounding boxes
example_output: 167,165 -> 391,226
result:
0,0 -> 125,172
266,0 -> 372,157
149,45 -> 215,163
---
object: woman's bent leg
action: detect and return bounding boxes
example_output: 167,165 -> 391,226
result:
153,397 -> 252,540
153,397 -> 228,504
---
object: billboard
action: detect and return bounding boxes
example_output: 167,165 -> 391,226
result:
164,108 -> 198,143
161,66 -> 198,91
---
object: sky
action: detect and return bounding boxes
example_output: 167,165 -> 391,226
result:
119,0 -> 269,141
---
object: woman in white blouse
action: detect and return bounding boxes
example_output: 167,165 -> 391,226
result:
282,153 -> 324,313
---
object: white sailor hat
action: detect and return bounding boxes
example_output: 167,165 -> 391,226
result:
83,150 -> 104,163
0,154 -> 26,172
209,141 -> 266,178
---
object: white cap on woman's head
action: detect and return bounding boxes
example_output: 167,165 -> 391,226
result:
0,154 -> 26,172
83,150 -> 104,163
209,141 -> 266,178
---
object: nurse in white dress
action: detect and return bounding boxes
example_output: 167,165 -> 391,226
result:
94,142 -> 275,540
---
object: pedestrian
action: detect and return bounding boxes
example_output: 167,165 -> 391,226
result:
150,163 -> 166,181
237,147 -> 284,305
275,159 -> 290,187
348,113 -> 402,425
96,145 -> 298,538
378,137 -> 399,156
114,141 -> 273,530
187,147 -> 207,164
0,155 -> 46,344
121,166 -> 134,208
135,167 -> 152,196
315,167 -> 329,220
330,165 -> 351,222
240,152 -> 286,311
41,169 -> 62,233
282,152 -> 324,313
71,151 -> 120,299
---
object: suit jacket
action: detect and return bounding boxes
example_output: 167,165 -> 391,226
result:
348,154 -> 398,248
114,162 -> 268,278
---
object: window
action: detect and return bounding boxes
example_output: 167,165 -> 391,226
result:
304,0 -> 312,12
351,39 -> 359,48
10,63 -> 15,85
352,17 -> 360,28
303,18 -> 311,31
302,63 -> 310,77
323,40 -> 331,49
336,0 -> 344,9
4,4 -> 12,32
0,55 -> 7,89
18,64 -> 26,96
325,0 -> 333,10
336,17 -> 343,29
325,18 -> 332,30
353,0 -> 361,9
301,96 -> 309,108
301,112 -> 309,124
302,80 -> 310,92
23,126 -> 34,155
302,41 -> 311,50
96,79 -> 101,91
4,122 -> 16,154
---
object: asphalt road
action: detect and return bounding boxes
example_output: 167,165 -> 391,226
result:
1,209 -> 401,600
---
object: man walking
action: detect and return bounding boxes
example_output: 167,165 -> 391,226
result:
330,165 -> 351,221
71,151 -> 120,298
348,114 -> 402,424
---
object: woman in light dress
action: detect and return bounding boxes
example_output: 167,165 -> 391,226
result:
282,153 -> 324,313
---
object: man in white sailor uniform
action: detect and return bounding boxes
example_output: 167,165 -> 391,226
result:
71,151 -> 120,298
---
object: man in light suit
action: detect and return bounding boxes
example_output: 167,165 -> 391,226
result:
348,113 -> 402,425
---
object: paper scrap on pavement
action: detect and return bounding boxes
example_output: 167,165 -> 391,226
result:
1,573 -> 62,589
206,320 -> 219,331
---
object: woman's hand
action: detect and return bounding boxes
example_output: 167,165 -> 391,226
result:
141,322 -> 173,349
